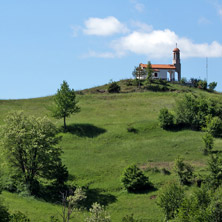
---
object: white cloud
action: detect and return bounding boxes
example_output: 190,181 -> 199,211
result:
83,16 -> 129,36
130,0 -> 144,12
111,29 -> 222,58
131,21 -> 153,32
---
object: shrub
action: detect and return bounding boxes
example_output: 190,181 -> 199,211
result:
206,116 -> 222,137
208,155 -> 222,190
158,108 -> 174,129
108,81 -> 121,93
202,133 -> 214,155
198,80 -> 207,90
175,93 -> 222,130
10,211 -> 30,222
127,127 -> 138,133
190,78 -> 199,88
209,186 -> 222,221
208,82 -> 217,91
85,202 -> 111,222
174,156 -> 193,185
180,77 -> 187,84
121,165 -> 153,193
157,181 -> 184,221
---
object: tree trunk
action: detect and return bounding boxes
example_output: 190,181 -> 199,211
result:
64,116 -> 67,131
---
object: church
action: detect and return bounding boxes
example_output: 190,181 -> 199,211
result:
139,47 -> 181,81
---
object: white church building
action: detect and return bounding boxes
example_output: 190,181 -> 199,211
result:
139,47 -> 181,81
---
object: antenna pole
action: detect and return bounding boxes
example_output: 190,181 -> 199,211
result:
206,57 -> 208,83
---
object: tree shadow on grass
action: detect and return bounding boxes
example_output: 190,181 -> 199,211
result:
128,186 -> 157,194
66,123 -> 106,138
83,188 -> 117,209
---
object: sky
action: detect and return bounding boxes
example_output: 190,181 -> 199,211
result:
0,0 -> 222,99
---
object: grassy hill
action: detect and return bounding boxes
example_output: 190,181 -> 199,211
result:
0,80 -> 222,221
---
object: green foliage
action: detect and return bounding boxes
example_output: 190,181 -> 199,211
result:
0,199 -> 10,222
157,181 -> 184,221
209,186 -> 222,222
175,93 -> 222,130
144,61 -> 153,85
1,112 -> 68,195
61,187 -> 86,222
202,133 -> 214,154
190,78 -> 199,88
180,77 -> 187,84
206,116 -> 222,137
121,165 -> 153,193
158,108 -> 174,129
208,82 -> 217,91
52,80 -> 80,130
85,202 -> 111,222
132,66 -> 144,88
198,80 -> 208,90
10,211 -> 30,222
108,81 -> 121,93
174,157 -> 193,185
208,154 -> 222,190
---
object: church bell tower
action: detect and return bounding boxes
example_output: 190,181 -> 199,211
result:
172,45 -> 181,81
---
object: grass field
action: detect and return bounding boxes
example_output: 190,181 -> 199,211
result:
1,81 -> 222,221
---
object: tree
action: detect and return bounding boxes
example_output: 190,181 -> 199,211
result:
121,165 -> 153,193
1,112 -> 68,195
174,156 -> 193,185
132,66 -> 144,88
208,154 -> 222,190
53,81 -> 80,130
202,133 -> 214,155
85,202 -> 111,222
157,181 -> 184,221
60,187 -> 86,222
208,82 -> 217,91
144,61 -> 153,85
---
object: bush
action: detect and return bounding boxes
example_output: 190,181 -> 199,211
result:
85,202 -> 111,222
108,82 -> 121,93
175,93 -> 222,130
190,78 -> 199,88
198,80 -> 207,90
202,133 -> 214,155
127,127 -> 138,133
157,181 -> 184,221
208,82 -> 217,91
209,186 -> 222,221
10,211 -> 30,222
121,165 -> 153,193
174,157 -> 193,185
206,116 -> 222,137
158,108 -> 174,129
180,77 -> 187,84
208,155 -> 222,190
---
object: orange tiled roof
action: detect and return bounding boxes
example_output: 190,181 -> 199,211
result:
173,48 -> 180,52
140,64 -> 176,69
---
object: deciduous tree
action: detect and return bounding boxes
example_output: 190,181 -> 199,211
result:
53,81 -> 80,130
1,112 -> 68,194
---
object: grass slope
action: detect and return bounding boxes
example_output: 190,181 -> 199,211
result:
1,81 -> 222,221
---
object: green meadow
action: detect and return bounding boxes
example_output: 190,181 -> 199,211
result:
1,81 -> 222,221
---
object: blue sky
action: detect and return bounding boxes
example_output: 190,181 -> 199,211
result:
0,0 -> 222,99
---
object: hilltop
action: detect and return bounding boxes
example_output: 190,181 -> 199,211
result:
0,80 -> 222,221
